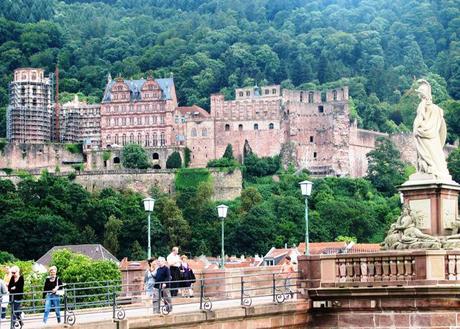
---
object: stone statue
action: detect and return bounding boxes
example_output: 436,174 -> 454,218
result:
413,79 -> 450,180
381,205 -> 441,250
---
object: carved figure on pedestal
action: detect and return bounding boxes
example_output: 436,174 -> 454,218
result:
441,217 -> 460,249
413,79 -> 450,180
382,205 -> 441,250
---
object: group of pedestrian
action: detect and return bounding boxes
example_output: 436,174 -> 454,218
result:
144,247 -> 196,313
0,265 -> 64,326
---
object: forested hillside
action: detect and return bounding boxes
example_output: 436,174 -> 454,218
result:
0,0 -> 459,140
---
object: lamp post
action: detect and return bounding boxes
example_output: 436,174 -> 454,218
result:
217,204 -> 228,269
299,180 -> 313,256
143,197 -> 155,259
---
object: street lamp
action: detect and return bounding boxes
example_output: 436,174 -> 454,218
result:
143,197 -> 155,259
299,180 -> 313,256
217,204 -> 228,269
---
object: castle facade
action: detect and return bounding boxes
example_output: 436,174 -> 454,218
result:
5,68 -> 413,177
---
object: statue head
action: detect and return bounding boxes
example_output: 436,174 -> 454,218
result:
415,79 -> 432,101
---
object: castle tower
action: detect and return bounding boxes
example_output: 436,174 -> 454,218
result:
7,68 -> 53,144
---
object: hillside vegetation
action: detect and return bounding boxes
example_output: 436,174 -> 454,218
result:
0,0 -> 459,140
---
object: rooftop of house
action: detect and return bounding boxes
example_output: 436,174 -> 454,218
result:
177,105 -> 210,118
102,77 -> 174,102
37,244 -> 119,266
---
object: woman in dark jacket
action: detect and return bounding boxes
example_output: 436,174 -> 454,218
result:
8,265 -> 24,325
179,255 -> 195,297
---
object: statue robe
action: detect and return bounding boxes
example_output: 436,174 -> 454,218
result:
413,100 -> 449,179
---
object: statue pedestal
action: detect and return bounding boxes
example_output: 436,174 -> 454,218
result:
399,179 -> 460,236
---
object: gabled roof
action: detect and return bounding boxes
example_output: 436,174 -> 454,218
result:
177,105 -> 210,118
37,244 -> 119,266
102,78 -> 174,102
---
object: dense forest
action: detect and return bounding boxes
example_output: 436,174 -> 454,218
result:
0,0 -> 459,141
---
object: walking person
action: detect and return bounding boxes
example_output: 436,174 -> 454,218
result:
144,258 -> 157,297
167,247 -> 181,297
42,266 -> 63,324
8,266 -> 24,326
0,278 -> 8,324
279,256 -> 295,297
153,257 -> 172,313
179,256 -> 195,298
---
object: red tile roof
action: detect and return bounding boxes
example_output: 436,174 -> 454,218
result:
177,105 -> 210,118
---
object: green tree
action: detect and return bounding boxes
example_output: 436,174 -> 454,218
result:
166,151 -> 182,169
129,240 -> 146,261
447,147 -> 460,183
103,215 -> 123,256
366,137 -> 406,196
223,144 -> 234,160
121,144 -> 150,169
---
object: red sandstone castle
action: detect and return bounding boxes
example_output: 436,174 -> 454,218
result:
7,67 -> 440,177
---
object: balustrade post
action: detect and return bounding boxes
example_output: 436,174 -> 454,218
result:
375,258 -> 382,281
455,255 -> 460,280
382,257 -> 390,281
367,258 -> 375,282
360,258 -> 368,282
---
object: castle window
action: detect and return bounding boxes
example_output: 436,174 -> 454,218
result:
310,136 -> 314,143
160,116 -> 165,124
313,152 -> 317,159
153,116 -> 157,124
137,133 -> 142,144
122,117 -> 126,126
32,99 -> 37,106
122,134 -> 127,145
130,133 -> 134,143
308,92 -> 313,103
269,123 -> 274,129
239,92 -> 243,97
32,73 -> 36,80
21,99 -> 25,106
254,123 -> 259,130
191,128 -> 197,137
318,106 -> 324,113
152,153 -> 159,160
272,88 -> 277,94
106,134 -> 111,142
265,89 -> 269,95
113,157 -> 120,164
21,87 -> 25,95
145,133 -> 150,146
153,133 -> 158,146
333,90 -> 337,101
160,132 -> 165,146
32,88 -> 36,95
115,118 -> 119,126
225,124 -> 230,131
145,116 -> 149,125
238,124 -> 243,131
137,117 -> 142,125
115,134 -> 119,144
246,91 -> 250,96
106,118 -> 110,126
202,128 -> 207,137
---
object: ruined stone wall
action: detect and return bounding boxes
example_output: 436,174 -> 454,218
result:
186,119 -> 215,168
1,168 -> 242,201
349,127 -> 388,177
0,143 -> 84,173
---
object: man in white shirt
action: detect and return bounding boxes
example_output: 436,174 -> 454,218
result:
167,247 -> 181,296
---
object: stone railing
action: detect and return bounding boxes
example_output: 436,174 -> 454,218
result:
299,249 -> 460,289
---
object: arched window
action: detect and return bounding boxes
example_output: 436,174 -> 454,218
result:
122,134 -> 127,145
152,153 -> 159,160
238,124 -> 243,131
225,124 -> 230,131
153,164 -> 161,169
202,128 -> 207,137
130,133 -> 134,143
113,157 -> 120,164
269,123 -> 274,130
137,133 -> 142,144
145,133 -> 150,146
160,132 -> 165,146
191,128 -> 197,137
153,133 -> 157,146
114,134 -> 119,145
254,123 -> 259,130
